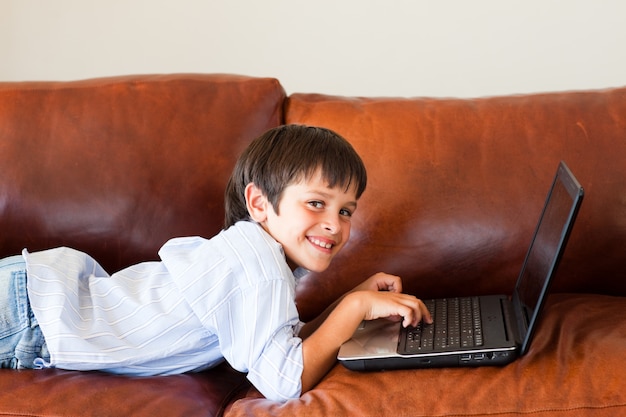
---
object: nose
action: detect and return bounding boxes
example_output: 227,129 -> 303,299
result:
322,213 -> 341,234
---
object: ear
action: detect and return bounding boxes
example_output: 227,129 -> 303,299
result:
245,183 -> 270,223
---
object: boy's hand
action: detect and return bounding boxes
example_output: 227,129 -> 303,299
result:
350,272 -> 432,327
349,290 -> 433,328
351,272 -> 403,293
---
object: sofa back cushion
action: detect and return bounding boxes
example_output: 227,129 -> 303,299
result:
0,74 -> 285,271
285,89 -> 626,320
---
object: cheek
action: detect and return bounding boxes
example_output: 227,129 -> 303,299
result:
296,209 -> 319,226
342,222 -> 352,241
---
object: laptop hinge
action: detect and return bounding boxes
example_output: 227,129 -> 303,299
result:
501,297 -> 522,345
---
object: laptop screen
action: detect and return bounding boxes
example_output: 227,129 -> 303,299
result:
512,161 -> 583,354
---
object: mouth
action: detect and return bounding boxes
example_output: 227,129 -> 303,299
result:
308,236 -> 335,250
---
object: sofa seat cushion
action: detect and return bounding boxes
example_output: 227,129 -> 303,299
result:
227,293 -> 626,416
0,362 -> 249,417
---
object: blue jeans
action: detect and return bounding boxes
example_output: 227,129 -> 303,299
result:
0,255 -> 49,369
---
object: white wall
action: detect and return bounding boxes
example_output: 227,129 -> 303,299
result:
1,0 -> 625,98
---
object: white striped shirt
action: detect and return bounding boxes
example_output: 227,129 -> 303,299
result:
24,221 -> 305,402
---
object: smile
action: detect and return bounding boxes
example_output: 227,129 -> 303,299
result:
309,237 -> 334,249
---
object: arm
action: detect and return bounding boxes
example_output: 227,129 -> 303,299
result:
299,275 -> 432,394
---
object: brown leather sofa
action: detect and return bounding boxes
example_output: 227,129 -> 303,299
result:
1,74 -> 625,416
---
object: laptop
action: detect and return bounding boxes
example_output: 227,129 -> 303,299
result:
338,161 -> 584,371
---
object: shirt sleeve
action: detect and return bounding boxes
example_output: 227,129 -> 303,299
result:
215,279 -> 304,402
158,225 -> 306,402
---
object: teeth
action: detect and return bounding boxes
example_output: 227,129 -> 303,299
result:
311,238 -> 333,249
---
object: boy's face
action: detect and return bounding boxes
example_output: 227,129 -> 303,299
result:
246,170 -> 358,273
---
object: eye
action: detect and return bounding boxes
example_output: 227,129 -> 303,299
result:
308,200 -> 324,209
339,208 -> 353,217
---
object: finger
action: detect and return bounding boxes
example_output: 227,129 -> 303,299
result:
399,297 -> 432,327
402,314 -> 415,328
420,300 -> 433,324
377,274 -> 402,293
395,297 -> 421,328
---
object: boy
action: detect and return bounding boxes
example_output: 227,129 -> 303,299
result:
0,125 -> 431,402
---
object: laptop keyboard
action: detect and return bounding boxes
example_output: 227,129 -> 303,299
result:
398,297 -> 484,354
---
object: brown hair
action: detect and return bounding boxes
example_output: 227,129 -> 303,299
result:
224,124 -> 367,229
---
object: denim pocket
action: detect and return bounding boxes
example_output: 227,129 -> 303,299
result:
0,256 -> 49,369
0,256 -> 29,339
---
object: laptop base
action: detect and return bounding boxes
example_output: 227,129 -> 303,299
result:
342,348 -> 516,372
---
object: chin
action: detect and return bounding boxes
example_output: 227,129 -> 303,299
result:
303,262 -> 332,274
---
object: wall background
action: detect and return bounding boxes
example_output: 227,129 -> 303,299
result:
1,0 -> 625,97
